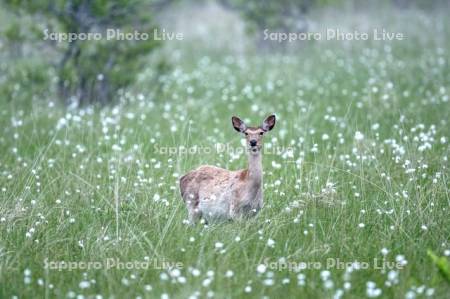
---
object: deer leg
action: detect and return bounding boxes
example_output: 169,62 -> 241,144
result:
188,207 -> 202,224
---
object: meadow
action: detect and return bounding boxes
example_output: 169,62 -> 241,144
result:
0,7 -> 449,299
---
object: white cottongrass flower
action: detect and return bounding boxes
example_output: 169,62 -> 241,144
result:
366,281 -> 382,297
170,269 -> 181,278
324,280 -> 334,289
354,131 -> 365,141
256,264 -> 267,274
386,270 -> 399,286
160,273 -> 169,280
297,273 -> 306,286
79,280 -> 90,289
405,290 -> 416,299
395,255 -> 408,266
191,268 -> 200,277
263,278 -> 274,286
320,270 -> 331,280
144,285 -> 152,291
202,278 -> 212,287
121,277 -> 130,286
333,289 -> 344,299
271,161 -> 282,169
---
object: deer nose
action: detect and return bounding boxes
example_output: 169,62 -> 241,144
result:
250,140 -> 257,147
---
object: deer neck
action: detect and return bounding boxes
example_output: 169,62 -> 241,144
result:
247,152 -> 263,187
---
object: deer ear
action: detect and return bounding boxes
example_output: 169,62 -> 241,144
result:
232,116 -> 247,133
262,115 -> 276,131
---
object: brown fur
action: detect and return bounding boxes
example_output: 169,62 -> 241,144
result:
239,169 -> 248,181
180,166 -> 229,206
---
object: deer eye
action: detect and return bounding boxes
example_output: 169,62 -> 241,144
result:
245,132 -> 248,136
259,132 -> 264,135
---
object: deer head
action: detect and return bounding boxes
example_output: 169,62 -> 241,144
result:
232,115 -> 276,155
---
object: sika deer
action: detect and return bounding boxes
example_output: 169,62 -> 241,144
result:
179,115 -> 276,223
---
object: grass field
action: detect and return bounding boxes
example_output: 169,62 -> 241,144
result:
0,7 -> 450,299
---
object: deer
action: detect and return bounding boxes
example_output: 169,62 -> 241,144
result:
179,115 -> 276,223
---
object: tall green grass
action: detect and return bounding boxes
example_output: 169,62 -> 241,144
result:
0,7 -> 449,299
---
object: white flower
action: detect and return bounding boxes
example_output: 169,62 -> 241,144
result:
263,278 -> 274,286
202,278 -> 212,287
354,131 -> 364,141
387,270 -> 399,284
395,255 -> 408,266
366,281 -> 382,297
381,248 -> 389,256
324,280 -> 334,289
267,238 -> 275,248
256,264 -> 267,274
405,291 -> 415,299
215,242 -> 224,249
160,273 -> 169,280
79,280 -> 90,289
271,161 -> 282,169
170,269 -> 181,277
333,289 -> 344,299
144,285 -> 152,291
191,268 -> 200,277
367,288 -> 382,297
121,278 -> 130,286
320,270 -> 331,280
